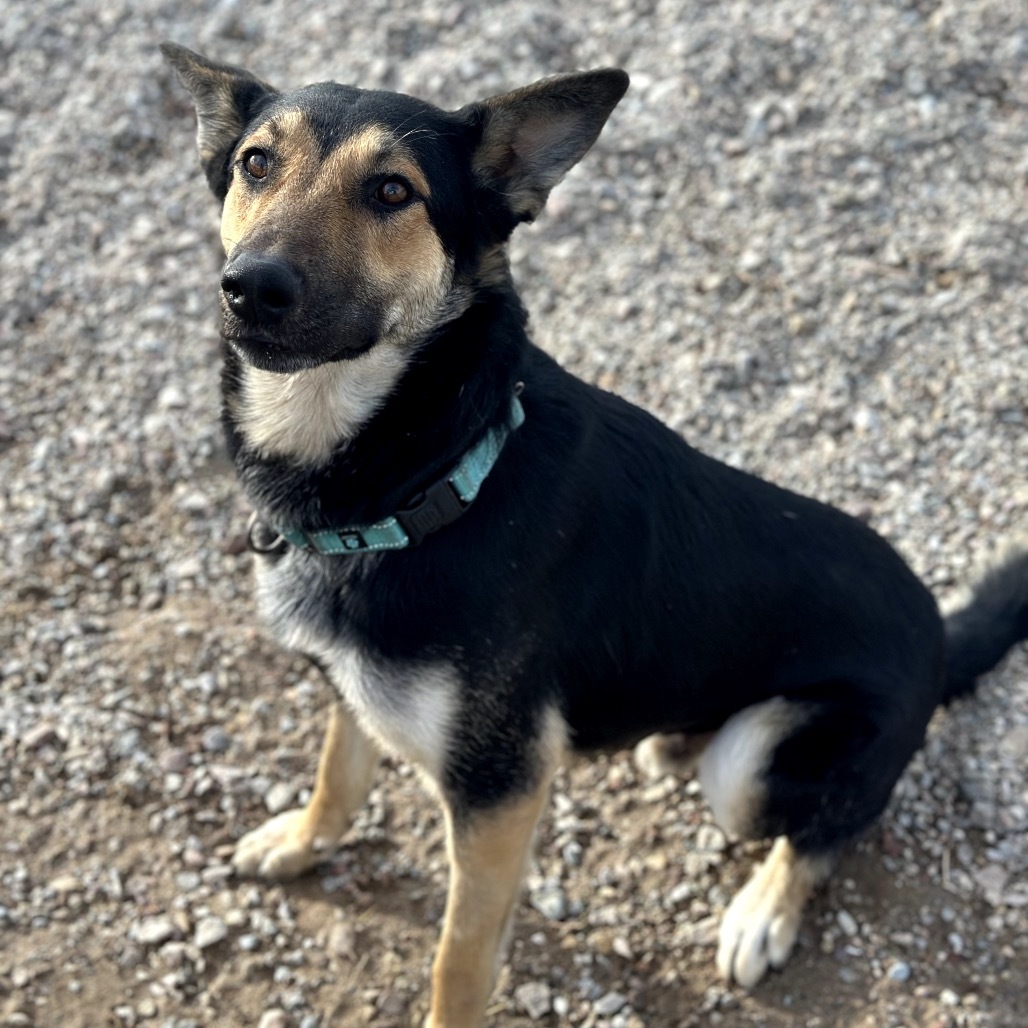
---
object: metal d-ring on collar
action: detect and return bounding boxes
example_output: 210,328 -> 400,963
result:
246,511 -> 288,555
246,390 -> 526,557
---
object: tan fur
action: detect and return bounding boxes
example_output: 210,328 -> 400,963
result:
232,702 -> 380,879
428,708 -> 566,1028
717,837 -> 831,988
220,117 -> 452,342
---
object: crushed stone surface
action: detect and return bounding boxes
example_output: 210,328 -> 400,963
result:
1,1 -> 1026,1025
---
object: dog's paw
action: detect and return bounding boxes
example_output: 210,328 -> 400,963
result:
633,732 -> 708,780
716,838 -> 824,989
232,808 -> 336,880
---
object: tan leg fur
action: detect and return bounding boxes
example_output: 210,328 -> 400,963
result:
233,701 -> 380,880
426,783 -> 554,1028
717,836 -> 832,988
427,709 -> 565,1028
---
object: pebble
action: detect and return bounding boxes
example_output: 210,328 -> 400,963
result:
887,961 -> 912,983
594,991 -> 628,1017
159,748 -> 191,773
326,922 -> 356,960
264,782 -> 297,816
257,1012 -> 289,1028
515,981 -> 552,1020
194,915 -> 228,949
529,881 -> 568,921
201,727 -> 231,754
22,722 -> 60,751
136,916 -> 177,946
837,910 -> 859,937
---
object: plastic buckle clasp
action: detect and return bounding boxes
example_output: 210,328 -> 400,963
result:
396,477 -> 467,547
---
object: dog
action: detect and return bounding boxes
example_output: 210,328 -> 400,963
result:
162,43 -> 1028,1026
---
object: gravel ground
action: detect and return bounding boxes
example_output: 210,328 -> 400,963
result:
2,1 -> 1026,1026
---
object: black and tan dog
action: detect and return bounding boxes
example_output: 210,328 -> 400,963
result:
162,44 -> 1028,1026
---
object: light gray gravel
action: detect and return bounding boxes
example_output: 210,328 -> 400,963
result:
1,0 -> 1026,1026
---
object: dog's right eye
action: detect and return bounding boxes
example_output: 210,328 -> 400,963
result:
241,149 -> 270,180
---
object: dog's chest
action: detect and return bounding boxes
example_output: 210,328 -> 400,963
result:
253,552 -> 457,780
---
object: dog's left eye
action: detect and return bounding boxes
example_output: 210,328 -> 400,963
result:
375,180 -> 411,206
242,149 -> 270,180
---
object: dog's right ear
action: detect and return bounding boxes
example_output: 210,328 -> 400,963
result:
461,69 -> 629,237
160,43 -> 277,200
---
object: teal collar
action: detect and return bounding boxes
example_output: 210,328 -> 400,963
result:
248,394 -> 525,556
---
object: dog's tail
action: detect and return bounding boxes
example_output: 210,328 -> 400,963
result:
942,542 -> 1028,703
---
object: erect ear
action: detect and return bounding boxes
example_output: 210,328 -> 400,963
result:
465,69 -> 629,230
160,42 -> 278,200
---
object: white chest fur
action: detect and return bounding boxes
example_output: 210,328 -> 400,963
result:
234,346 -> 408,464
254,555 -> 457,783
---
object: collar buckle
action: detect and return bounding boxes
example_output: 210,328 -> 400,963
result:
395,477 -> 468,547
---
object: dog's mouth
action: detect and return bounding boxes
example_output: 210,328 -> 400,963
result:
222,325 -> 379,372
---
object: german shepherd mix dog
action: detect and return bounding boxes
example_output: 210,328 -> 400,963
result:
162,44 -> 1028,1026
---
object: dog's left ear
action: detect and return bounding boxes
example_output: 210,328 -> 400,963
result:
465,69 -> 629,231
161,42 -> 278,200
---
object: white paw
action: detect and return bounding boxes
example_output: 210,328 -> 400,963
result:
716,878 -> 802,988
232,808 -> 336,881
716,839 -> 820,989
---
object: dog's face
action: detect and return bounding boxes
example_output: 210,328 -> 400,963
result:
162,45 -> 628,375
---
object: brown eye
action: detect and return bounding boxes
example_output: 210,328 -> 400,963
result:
243,150 -> 269,179
376,179 -> 410,205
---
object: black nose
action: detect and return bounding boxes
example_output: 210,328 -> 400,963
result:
221,253 -> 303,326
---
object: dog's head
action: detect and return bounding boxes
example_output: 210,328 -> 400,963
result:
162,44 -> 628,374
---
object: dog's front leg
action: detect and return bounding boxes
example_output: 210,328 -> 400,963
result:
427,778 -> 554,1028
234,701 -> 380,879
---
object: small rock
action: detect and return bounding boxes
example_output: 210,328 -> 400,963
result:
837,909 -> 858,937
48,873 -> 80,896
194,915 -> 228,949
515,981 -> 552,1020
158,942 -> 189,969
257,1011 -> 289,1028
201,726 -> 231,754
561,840 -> 583,867
265,782 -> 296,815
159,747 -> 191,773
376,990 -> 406,1016
10,966 -> 32,988
157,384 -> 187,409
327,921 -> 356,960
696,824 -> 727,853
530,881 -> 568,921
594,991 -> 628,1017
974,864 -> 1008,904
23,722 -> 60,751
136,915 -> 177,946
887,961 -> 911,982
174,871 -> 201,893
